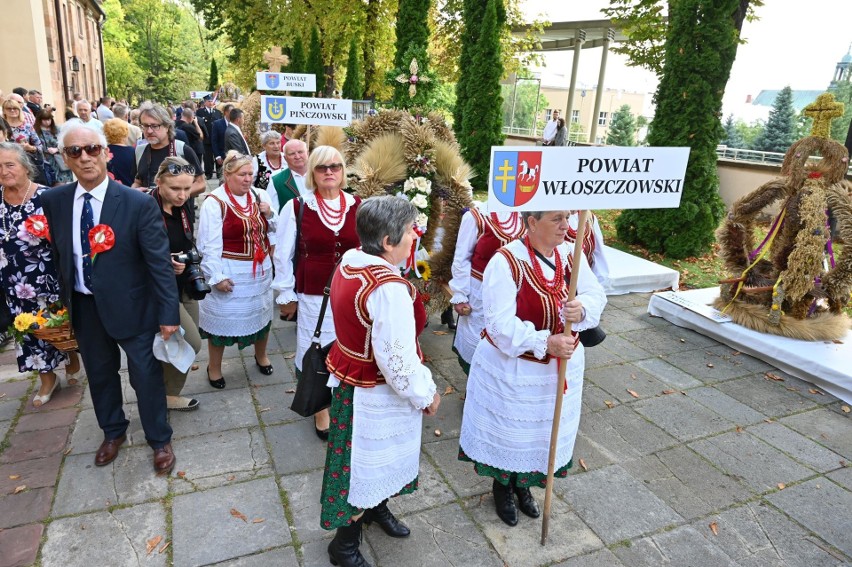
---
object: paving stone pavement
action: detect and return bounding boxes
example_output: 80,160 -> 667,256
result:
1,292 -> 851,566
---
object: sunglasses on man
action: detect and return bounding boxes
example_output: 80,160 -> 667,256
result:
62,144 -> 104,158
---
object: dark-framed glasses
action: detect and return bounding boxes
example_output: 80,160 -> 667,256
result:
166,163 -> 197,176
314,163 -> 343,174
62,144 -> 104,158
141,123 -> 164,132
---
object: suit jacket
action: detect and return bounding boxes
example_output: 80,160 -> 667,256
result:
224,124 -> 250,156
196,107 -> 221,146
40,179 -> 180,339
211,118 -> 228,160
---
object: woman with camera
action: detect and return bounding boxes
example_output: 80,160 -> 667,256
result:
151,156 -> 203,411
198,151 -> 276,389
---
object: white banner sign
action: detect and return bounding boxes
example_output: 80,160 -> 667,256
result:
189,90 -> 214,99
487,146 -> 690,211
256,72 -> 317,92
260,96 -> 353,127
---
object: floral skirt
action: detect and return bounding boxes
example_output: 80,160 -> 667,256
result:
200,321 -> 271,349
458,447 -> 571,488
320,383 -> 418,530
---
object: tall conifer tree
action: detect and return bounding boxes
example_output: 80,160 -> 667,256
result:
208,58 -> 219,91
606,104 -> 637,146
751,86 -> 797,153
307,27 -> 325,96
455,0 -> 506,131
342,37 -> 364,100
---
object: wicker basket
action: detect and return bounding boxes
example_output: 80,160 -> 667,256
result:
32,322 -> 78,351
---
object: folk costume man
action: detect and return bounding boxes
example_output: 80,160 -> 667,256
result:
268,139 -> 309,214
40,121 -> 180,474
196,95 -> 222,179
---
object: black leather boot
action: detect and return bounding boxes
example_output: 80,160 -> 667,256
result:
364,499 -> 410,538
514,484 -> 540,518
440,306 -> 457,330
328,517 -> 372,567
492,479 -> 518,526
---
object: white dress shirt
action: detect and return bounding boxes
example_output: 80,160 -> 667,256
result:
72,177 -> 109,294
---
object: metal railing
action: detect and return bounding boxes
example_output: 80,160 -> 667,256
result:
351,100 -> 375,121
717,145 -> 852,175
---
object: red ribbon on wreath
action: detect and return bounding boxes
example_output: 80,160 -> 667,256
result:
88,224 -> 115,260
24,214 -> 51,242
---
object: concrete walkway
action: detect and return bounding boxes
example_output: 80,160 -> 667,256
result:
1,292 -> 851,567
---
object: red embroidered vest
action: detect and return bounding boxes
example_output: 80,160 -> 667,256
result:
565,213 -> 597,269
207,194 -> 270,260
294,197 -> 361,295
469,208 -> 525,281
483,248 -> 579,364
326,263 -> 427,387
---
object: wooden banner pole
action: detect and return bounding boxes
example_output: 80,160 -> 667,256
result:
541,209 -> 590,545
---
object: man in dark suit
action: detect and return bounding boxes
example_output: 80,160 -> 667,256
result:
224,108 -> 250,156
211,103 -> 234,181
196,95 -> 222,179
41,121 -> 180,475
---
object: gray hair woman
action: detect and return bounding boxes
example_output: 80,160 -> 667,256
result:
0,141 -> 83,407
271,145 -> 360,440
320,195 -> 440,567
252,130 -> 283,190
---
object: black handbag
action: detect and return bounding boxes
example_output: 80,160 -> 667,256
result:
0,290 -> 13,331
290,268 -> 336,417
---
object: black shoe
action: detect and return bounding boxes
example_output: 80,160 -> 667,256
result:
254,357 -> 274,375
207,367 -> 226,389
440,307 -> 457,330
364,499 -> 410,538
328,517 -> 372,567
513,485 -> 540,518
315,427 -> 329,441
493,479 -> 518,526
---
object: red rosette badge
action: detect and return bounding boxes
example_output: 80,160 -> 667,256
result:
88,224 -> 115,260
24,215 -> 51,241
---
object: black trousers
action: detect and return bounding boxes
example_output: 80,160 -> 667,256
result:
202,143 -> 215,178
72,292 -> 172,448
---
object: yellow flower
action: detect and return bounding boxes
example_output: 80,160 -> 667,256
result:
416,260 -> 431,281
13,313 -> 36,332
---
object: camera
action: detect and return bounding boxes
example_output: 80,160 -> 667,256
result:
174,250 -> 211,300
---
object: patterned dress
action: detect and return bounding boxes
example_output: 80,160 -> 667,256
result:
0,186 -> 68,373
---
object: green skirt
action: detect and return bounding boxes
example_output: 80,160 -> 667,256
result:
458,447 -> 571,488
452,345 -> 471,376
200,321 -> 271,349
320,382 -> 418,530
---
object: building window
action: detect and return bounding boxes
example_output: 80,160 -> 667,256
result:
571,110 -> 580,124
598,112 -> 608,126
77,6 -> 84,38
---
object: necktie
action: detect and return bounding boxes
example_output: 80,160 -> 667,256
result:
81,193 -> 94,289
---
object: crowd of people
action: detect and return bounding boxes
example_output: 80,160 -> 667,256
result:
0,86 -> 607,567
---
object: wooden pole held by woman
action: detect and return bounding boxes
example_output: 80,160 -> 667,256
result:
541,209 -> 590,545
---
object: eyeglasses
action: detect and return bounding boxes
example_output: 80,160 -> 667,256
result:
314,163 -> 343,174
62,144 -> 104,158
141,123 -> 164,132
165,163 -> 197,176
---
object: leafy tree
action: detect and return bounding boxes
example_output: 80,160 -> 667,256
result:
615,0 -> 743,259
569,122 -> 587,144
363,0 -> 397,99
735,118 -> 764,148
720,114 -> 744,147
101,0 -> 145,101
751,86 -> 796,153
501,79 -> 549,135
307,27 -> 325,95
606,104 -> 637,146
342,37 -> 364,100
460,0 -> 504,190
208,58 -> 219,91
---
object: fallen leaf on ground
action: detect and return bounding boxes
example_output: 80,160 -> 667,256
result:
0,393 -> 6,398
763,418 -> 774,423
579,459 -> 588,471
63,447 -> 72,455
146,536 -> 163,555
786,387 -> 799,392
443,386 -> 455,396
284,388 -> 296,394
158,541 -> 170,554
259,407 -> 271,413
706,363 -> 715,368
662,389 -> 676,395
252,518 -> 265,524
230,508 -> 248,522
735,426 -> 743,434
283,352 -> 296,359
731,351 -> 741,356
176,471 -> 186,478
841,460 -> 847,467
423,355 -> 433,362
808,389 -> 825,395
8,475 -> 20,480
13,485 -> 26,494
227,475 -> 236,481
764,372 -> 784,382
679,338 -> 686,343
627,389 -> 640,399
777,483 -> 785,490
841,406 -> 851,414
832,339 -> 844,344
630,374 -> 636,380
709,521 -> 719,536
432,331 -> 448,336
604,400 -> 615,408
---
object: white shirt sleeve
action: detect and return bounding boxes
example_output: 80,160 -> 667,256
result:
589,216 -> 610,281
271,198 -> 298,304
572,250 -> 607,332
256,188 -> 277,243
197,195 -> 228,286
448,211 -> 478,304
481,252 -> 551,359
268,184 -> 280,218
367,282 -> 437,410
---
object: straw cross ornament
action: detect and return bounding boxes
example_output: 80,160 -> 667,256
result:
396,58 -> 431,98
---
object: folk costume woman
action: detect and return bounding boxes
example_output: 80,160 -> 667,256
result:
567,210 -> 610,284
197,151 -> 276,389
321,196 -> 440,567
272,146 -> 361,440
449,206 -> 525,374
458,210 -> 606,527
